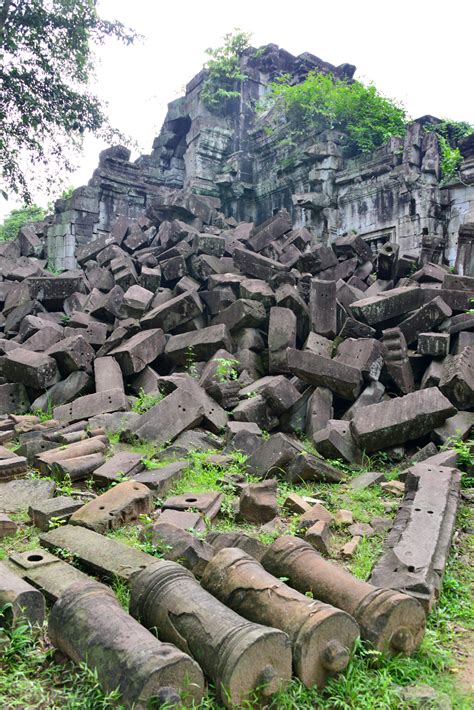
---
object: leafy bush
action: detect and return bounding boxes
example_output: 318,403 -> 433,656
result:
0,204 -> 46,241
132,388 -> 163,414
424,120 -> 473,182
263,70 -> 407,156
201,30 -> 251,114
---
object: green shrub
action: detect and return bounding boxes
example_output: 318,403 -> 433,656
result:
201,30 -> 251,114
263,70 -> 407,156
0,204 -> 46,241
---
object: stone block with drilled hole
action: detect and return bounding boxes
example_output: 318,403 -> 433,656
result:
69,480 -> 153,533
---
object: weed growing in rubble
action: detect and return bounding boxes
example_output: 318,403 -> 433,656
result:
131,387 -> 163,414
212,357 -> 239,383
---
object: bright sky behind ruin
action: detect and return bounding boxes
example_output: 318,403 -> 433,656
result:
2,0 -> 474,217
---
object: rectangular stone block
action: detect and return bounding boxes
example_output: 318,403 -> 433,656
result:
133,461 -> 189,496
123,387 -> 204,445
398,296 -> 452,345
69,480 -> 153,533
94,357 -> 124,393
140,290 -> 203,332
309,279 -> 337,338
109,329 -> 165,376
417,332 -> 450,358
233,247 -> 288,280
439,347 -> 474,410
2,348 -> 60,389
28,496 -> 84,531
350,287 -> 424,325
211,298 -> 266,332
165,324 -> 233,364
92,451 -> 144,486
0,479 -> 56,513
350,388 -> 456,452
268,307 -> 297,374
40,524 -> 154,581
47,335 -> 95,375
54,389 -> 129,425
0,383 -> 29,415
287,348 -> 362,400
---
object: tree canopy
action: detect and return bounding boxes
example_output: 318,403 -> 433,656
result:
0,0 -> 139,203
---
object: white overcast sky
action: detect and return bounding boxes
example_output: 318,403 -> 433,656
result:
2,0 -> 474,218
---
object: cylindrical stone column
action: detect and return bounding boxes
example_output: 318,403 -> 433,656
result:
201,547 -> 359,688
0,561 -> 45,628
130,560 -> 292,708
262,536 -> 426,656
49,581 -> 204,709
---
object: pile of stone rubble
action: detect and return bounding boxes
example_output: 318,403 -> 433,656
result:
0,194 -> 473,707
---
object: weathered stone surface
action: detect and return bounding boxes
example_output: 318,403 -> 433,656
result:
49,580 -> 205,708
130,560 -> 292,708
0,455 -> 28,482
0,382 -> 30,415
40,524 -> 155,580
47,335 -> 95,375
35,436 -> 107,475
69,480 -> 153,533
335,338 -> 384,383
31,371 -> 93,412
371,463 -> 461,610
2,348 -> 60,389
239,479 -> 278,524
268,307 -> 297,374
313,420 -> 363,464
93,357 -> 124,393
5,548 -> 90,602
28,496 -> 83,531
305,520 -> 331,554
287,349 -> 362,400
0,561 -> 45,628
54,389 -> 129,424
141,290 -> 203,331
202,547 -> 358,689
351,388 -> 456,452
110,328 -> 165,375
349,470 -> 386,490
123,387 -> 204,445
310,279 -> 337,338
0,479 -> 56,512
165,324 -> 233,364
263,536 -> 426,656
133,461 -> 188,496
260,376 -> 300,415
432,411 -> 474,445
306,387 -> 333,441
156,508 -> 206,532
438,347 -> 474,410
398,296 -> 452,345
350,287 -> 424,325
145,522 -> 215,576
92,451 -> 144,486
417,332 -> 450,358
211,298 -> 266,332
0,512 -> 17,538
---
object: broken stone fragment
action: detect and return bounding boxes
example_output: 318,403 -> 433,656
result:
0,479 -> 56,513
0,512 -> 17,538
109,328 -> 165,375
349,470 -> 386,490
239,479 -> 278,524
305,520 -> 331,554
162,491 -> 223,522
335,510 -> 354,526
145,521 -> 215,576
28,496 -> 84,531
2,348 -> 60,389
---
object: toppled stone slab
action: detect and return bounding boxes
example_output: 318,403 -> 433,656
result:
144,522 -> 215,576
2,348 -> 60,389
206,531 -> 267,561
165,324 -> 233,364
123,387 -> 204,445
133,461 -> 188,496
351,388 -> 456,452
0,479 -> 56,513
349,471 -> 386,490
287,349 -> 362,400
28,496 -> 84,531
438,347 -> 474,410
0,512 -> 17,538
370,463 -> 461,610
398,296 -> 452,345
163,491 -> 222,521
313,420 -> 363,464
54,389 -> 129,425
40,524 -> 155,581
109,328 -> 165,375
6,548 -> 92,602
69,480 -> 153,533
92,451 -> 144,486
350,287 -> 424,325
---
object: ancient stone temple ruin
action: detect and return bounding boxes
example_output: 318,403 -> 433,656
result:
42,43 -> 474,273
0,43 -> 473,709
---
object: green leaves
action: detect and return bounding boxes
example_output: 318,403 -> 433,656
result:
0,0 -> 140,202
201,29 -> 251,114
265,70 -> 407,157
0,203 -> 46,241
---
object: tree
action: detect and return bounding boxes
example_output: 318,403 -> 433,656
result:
201,30 -> 252,114
0,0 -> 139,203
0,203 -> 46,240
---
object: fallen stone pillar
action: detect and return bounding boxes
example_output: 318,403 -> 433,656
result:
370,463 -> 461,611
201,547 -> 359,688
262,536 -> 425,656
53,389 -> 129,425
6,548 -> 92,602
49,580 -> 204,709
0,561 -> 45,627
130,560 -> 292,707
287,349 -> 362,400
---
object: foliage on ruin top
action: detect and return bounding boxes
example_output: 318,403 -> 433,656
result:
201,30 -> 251,114
425,119 -> 474,183
262,70 -> 408,156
